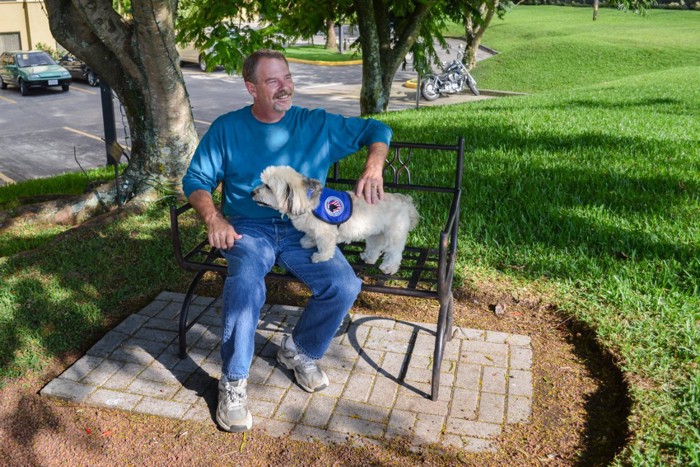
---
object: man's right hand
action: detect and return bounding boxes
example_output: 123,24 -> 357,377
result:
188,189 -> 242,250
205,213 -> 242,250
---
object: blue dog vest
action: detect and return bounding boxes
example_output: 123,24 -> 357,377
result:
310,188 -> 353,225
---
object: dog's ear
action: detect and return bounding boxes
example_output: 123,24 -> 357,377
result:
283,183 -> 295,215
284,176 -> 320,215
304,177 -> 323,203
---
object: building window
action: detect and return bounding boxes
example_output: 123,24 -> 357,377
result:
0,32 -> 22,53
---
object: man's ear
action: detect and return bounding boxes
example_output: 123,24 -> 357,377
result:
244,80 -> 257,98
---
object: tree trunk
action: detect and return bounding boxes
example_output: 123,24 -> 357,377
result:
465,1 -> 498,70
593,0 -> 600,20
356,0 -> 435,115
43,0 -> 199,203
325,19 -> 337,50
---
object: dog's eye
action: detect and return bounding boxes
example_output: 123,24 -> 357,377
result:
264,184 -> 270,189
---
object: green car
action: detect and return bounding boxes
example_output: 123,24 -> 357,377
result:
0,50 -> 72,96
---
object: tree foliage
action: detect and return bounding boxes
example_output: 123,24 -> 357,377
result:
175,0 -> 455,114
175,0 -> 281,74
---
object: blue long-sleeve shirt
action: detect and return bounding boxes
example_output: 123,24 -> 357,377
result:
182,105 -> 393,219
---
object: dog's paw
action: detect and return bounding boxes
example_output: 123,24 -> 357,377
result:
360,251 -> 378,265
300,235 -> 316,249
379,263 -> 400,275
311,251 -> 334,263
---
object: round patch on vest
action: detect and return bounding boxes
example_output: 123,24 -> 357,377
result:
324,196 -> 346,218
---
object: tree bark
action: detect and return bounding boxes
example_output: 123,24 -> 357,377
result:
593,0 -> 600,20
43,0 -> 199,202
325,19 -> 337,50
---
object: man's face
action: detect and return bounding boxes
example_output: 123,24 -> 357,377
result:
245,57 -> 294,116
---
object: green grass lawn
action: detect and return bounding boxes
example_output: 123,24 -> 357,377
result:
381,70 -> 700,464
284,44 -> 361,63
0,6 -> 698,465
470,7 -> 700,93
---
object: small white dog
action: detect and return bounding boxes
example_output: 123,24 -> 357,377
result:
251,165 -> 419,274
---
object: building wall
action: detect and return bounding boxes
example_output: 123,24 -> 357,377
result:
0,0 -> 57,53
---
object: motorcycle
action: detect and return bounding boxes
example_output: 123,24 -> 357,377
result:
420,45 -> 479,101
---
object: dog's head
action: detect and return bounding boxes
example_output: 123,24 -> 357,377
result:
251,165 -> 323,216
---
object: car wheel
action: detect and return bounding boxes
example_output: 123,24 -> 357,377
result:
0,77 -> 6,90
86,71 -> 99,87
198,56 -> 207,72
62,83 -> 70,92
20,80 -> 29,96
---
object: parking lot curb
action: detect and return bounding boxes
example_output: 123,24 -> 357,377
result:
287,57 -> 362,66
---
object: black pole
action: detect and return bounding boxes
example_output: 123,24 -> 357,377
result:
416,74 -> 421,109
100,82 -> 117,166
338,24 -> 343,53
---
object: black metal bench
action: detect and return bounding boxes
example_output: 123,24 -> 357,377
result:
170,138 -> 464,401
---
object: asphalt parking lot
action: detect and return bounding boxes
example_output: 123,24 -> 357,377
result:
0,44 -> 491,188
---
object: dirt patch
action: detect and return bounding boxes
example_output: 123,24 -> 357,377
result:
0,278 -> 630,465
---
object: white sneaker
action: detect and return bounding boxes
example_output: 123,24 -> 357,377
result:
216,376 -> 253,432
276,335 -> 329,393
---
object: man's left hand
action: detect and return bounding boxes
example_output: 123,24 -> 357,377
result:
355,142 -> 388,204
356,175 -> 384,204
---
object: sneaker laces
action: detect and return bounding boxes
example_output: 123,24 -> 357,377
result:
293,352 -> 318,372
224,382 -> 247,407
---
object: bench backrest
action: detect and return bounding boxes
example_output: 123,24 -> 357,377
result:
328,139 -> 465,195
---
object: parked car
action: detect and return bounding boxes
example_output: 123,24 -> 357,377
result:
0,50 -> 71,95
176,42 -> 210,72
57,53 -> 100,87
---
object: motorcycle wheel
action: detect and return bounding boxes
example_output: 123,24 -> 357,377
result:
420,78 -> 440,101
466,74 -> 479,96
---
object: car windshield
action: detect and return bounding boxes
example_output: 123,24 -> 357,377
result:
16,52 -> 56,67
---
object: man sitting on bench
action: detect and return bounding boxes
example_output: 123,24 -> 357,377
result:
181,49 -> 393,433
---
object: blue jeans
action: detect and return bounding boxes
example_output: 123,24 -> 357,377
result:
218,217 -> 362,380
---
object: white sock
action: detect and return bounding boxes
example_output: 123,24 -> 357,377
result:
286,336 -> 297,351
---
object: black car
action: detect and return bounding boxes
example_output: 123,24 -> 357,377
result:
58,53 -> 100,87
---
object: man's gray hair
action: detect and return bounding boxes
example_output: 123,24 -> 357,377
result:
243,49 -> 288,83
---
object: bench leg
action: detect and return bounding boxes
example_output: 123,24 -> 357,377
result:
179,270 -> 206,358
431,293 -> 454,401
179,270 -> 226,359
446,293 -> 454,342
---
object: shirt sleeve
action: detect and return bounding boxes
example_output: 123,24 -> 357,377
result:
316,111 -> 393,163
181,119 -> 226,198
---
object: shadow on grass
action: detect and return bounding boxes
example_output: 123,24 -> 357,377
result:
388,105 -> 698,284
564,318 -> 632,466
0,207 -> 191,384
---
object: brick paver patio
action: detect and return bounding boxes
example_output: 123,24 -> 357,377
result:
41,291 -> 533,452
